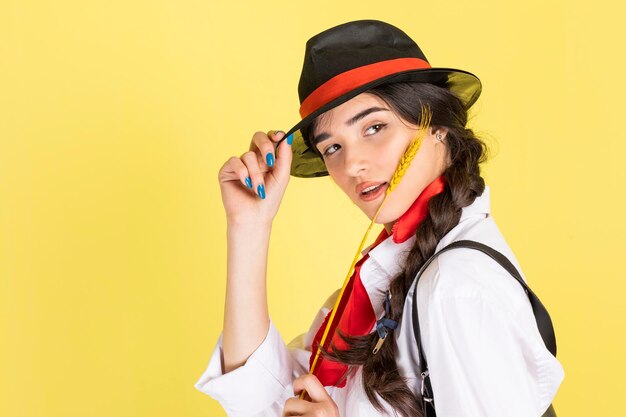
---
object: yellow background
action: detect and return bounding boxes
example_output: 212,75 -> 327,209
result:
1,1 -> 623,416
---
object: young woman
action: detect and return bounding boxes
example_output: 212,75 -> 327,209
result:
195,20 -> 565,417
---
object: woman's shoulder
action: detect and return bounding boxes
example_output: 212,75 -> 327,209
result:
411,216 -> 531,317
429,248 -> 528,313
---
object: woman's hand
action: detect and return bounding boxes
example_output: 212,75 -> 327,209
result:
218,130 -> 293,226
282,374 -> 340,417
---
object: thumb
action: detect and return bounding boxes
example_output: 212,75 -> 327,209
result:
293,374 -> 331,404
273,130 -> 294,182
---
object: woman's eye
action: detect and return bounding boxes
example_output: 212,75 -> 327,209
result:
322,144 -> 340,157
365,123 -> 387,135
322,123 -> 387,158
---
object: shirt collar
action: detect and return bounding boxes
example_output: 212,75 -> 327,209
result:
361,185 -> 492,277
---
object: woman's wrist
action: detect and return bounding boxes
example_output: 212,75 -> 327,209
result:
226,217 -> 273,231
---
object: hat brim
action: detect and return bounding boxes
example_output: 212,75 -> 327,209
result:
277,67 -> 482,178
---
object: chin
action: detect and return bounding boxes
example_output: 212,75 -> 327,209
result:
358,202 -> 399,225
374,211 -> 399,225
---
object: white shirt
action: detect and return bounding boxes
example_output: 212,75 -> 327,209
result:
194,185 -> 565,417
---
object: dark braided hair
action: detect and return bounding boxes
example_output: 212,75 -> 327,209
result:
300,81 -> 490,417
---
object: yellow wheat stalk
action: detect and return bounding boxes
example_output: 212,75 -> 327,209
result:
301,103 -> 433,398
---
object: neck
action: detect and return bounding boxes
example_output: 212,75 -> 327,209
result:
381,174 -> 447,243
381,177 -> 433,234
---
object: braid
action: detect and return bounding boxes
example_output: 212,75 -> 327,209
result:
303,82 -> 490,417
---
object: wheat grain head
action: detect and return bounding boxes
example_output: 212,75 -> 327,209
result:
387,103 -> 433,194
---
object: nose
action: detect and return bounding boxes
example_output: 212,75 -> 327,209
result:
343,144 -> 368,178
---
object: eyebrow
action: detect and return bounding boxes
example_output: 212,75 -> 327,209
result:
312,106 -> 390,147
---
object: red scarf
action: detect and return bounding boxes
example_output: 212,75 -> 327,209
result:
309,175 -> 447,387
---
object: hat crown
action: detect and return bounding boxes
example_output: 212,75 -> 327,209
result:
285,19 -> 482,178
298,20 -> 429,104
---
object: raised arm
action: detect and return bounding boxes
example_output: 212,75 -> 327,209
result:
223,221 -> 271,372
217,130 -> 293,373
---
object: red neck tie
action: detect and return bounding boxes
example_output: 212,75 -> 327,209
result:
309,175 -> 447,387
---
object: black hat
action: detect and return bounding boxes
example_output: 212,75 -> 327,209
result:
277,19 -> 482,178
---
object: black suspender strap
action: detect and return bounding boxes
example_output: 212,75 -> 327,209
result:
410,239 -> 558,416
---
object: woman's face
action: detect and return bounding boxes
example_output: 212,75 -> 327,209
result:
312,92 -> 449,231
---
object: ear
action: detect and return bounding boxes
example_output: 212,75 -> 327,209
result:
430,126 -> 449,140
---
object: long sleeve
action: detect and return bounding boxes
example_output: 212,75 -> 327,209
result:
417,260 -> 565,417
194,289 -> 340,417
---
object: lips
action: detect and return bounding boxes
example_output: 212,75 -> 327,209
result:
356,181 -> 387,195
357,181 -> 388,201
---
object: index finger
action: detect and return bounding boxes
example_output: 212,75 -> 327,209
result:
266,130 -> 286,143
248,130 -> 284,151
246,130 -> 284,169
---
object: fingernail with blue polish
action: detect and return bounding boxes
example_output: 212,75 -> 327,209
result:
287,133 -> 294,145
266,153 -> 274,167
245,177 -> 252,188
257,184 -> 265,199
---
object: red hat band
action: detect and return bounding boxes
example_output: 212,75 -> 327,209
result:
299,57 -> 432,119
